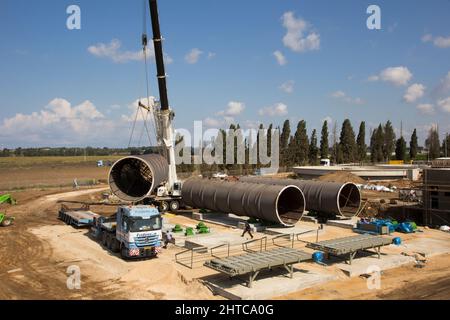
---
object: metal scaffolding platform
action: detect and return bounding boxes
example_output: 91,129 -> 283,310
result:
204,247 -> 311,288
306,234 -> 393,265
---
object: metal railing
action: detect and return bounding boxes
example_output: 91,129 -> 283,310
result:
210,243 -> 231,259
242,236 -> 267,253
174,246 -> 208,269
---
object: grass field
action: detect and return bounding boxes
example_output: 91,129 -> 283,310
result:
0,156 -> 123,169
0,156 -> 124,191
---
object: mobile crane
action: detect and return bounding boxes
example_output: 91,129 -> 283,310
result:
136,0 -> 182,211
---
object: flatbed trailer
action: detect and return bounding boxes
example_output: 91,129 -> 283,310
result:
306,234 -> 393,265
204,247 -> 311,288
58,207 -> 99,228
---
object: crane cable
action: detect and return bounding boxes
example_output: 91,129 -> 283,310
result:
128,0 -> 158,149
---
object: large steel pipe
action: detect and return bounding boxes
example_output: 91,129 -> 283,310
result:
108,154 -> 169,202
182,178 -> 305,227
239,177 -> 361,217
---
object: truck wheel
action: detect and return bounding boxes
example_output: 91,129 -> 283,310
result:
120,246 -> 128,259
1,219 -> 12,227
106,234 -> 112,249
159,201 -> 169,213
101,231 -> 108,247
169,200 -> 180,212
111,239 -> 120,253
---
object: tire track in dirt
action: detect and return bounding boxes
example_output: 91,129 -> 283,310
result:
0,187 -> 124,299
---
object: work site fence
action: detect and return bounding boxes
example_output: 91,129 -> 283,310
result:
174,229 -> 320,269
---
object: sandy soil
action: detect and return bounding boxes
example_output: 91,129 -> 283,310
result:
0,187 -> 218,300
1,185 -> 449,300
277,253 -> 450,300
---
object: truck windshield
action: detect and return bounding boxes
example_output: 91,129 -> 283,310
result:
130,216 -> 162,232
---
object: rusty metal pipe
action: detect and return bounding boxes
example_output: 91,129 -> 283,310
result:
182,178 -> 305,227
108,154 -> 169,202
239,177 -> 361,217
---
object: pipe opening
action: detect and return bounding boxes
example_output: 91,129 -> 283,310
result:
109,157 -> 154,201
276,186 -> 305,226
338,183 -> 361,216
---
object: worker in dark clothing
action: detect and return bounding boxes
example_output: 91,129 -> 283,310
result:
163,230 -> 173,249
241,221 -> 254,239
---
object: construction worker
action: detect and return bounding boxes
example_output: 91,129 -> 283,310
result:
164,230 -> 173,249
241,221 -> 254,239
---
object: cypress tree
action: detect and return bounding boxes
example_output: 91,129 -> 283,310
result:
383,121 -> 396,161
409,129 -> 418,160
292,120 -> 309,165
320,120 -> 329,159
339,119 -> 357,163
395,136 -> 407,161
280,120 -> 291,167
426,126 -> 440,160
309,129 -> 319,165
356,121 -> 366,162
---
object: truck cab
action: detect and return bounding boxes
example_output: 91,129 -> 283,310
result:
93,205 -> 163,259
116,206 -> 162,258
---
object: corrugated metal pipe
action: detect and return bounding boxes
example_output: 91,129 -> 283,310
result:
239,177 -> 361,217
181,178 -> 305,227
108,154 -> 169,202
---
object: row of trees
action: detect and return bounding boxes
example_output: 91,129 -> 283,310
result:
279,119 -> 449,166
0,147 -> 133,157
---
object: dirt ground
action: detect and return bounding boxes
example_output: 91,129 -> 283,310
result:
0,174 -> 449,300
277,253 -> 450,300
0,186 -> 217,300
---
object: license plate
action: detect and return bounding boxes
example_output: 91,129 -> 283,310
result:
144,246 -> 154,251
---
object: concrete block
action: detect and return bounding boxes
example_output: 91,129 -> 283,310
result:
192,212 -> 203,221
202,267 -> 338,300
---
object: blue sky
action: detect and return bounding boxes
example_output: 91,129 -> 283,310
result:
0,0 -> 449,148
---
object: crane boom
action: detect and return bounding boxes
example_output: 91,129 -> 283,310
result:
149,0 -> 169,111
147,0 -> 179,195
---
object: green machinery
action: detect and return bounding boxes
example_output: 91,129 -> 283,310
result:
0,194 -> 16,227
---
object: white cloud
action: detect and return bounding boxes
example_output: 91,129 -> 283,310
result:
331,91 -> 364,105
207,52 -> 216,59
121,97 -> 156,122
435,71 -> 450,95
185,48 -> 203,64
217,101 -> 245,116
369,66 -> 413,86
273,50 -> 287,66
88,39 -> 150,63
404,83 -> 426,103
88,39 -> 173,64
258,103 -> 288,117
416,103 -> 435,115
203,116 -> 235,128
281,12 -> 320,53
0,98 -> 122,146
204,117 -> 221,128
279,80 -> 295,93
422,34 -> 450,48
437,97 -> 450,113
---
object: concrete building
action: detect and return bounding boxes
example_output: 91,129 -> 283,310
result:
422,167 -> 450,226
293,164 -> 421,181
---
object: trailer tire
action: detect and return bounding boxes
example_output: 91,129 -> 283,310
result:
111,239 -> 120,253
169,200 -> 180,212
101,231 -> 108,247
120,246 -> 128,259
159,201 -> 169,213
106,234 -> 112,249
